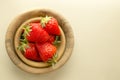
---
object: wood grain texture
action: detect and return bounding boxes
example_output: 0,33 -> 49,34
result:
5,9 -> 74,74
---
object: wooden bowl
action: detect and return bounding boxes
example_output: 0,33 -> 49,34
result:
14,17 -> 66,68
5,9 -> 74,74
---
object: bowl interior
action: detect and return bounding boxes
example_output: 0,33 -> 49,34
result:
14,17 -> 66,68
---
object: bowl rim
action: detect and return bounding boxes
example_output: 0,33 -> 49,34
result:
5,9 -> 74,74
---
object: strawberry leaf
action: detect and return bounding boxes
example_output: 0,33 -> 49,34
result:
22,25 -> 32,37
53,36 -> 61,45
47,53 -> 58,67
40,16 -> 52,27
17,25 -> 31,52
17,42 -> 28,52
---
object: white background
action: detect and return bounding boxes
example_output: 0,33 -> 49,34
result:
0,0 -> 120,80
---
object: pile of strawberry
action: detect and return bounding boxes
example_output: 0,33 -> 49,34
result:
18,16 -> 61,66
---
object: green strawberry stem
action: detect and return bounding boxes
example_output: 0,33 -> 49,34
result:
22,25 -> 32,37
47,53 -> 58,67
53,36 -> 61,45
17,42 -> 28,52
17,25 -> 31,52
40,16 -> 52,27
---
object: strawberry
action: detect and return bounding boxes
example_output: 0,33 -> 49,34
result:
36,42 -> 57,62
23,22 -> 50,43
41,16 -> 61,36
47,35 -> 55,44
18,43 -> 41,61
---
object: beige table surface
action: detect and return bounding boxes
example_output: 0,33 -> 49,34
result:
0,0 -> 120,80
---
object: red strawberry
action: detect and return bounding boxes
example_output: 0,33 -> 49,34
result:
41,16 -> 61,36
47,35 -> 55,44
23,22 -> 50,43
36,42 -> 57,62
19,43 -> 42,61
